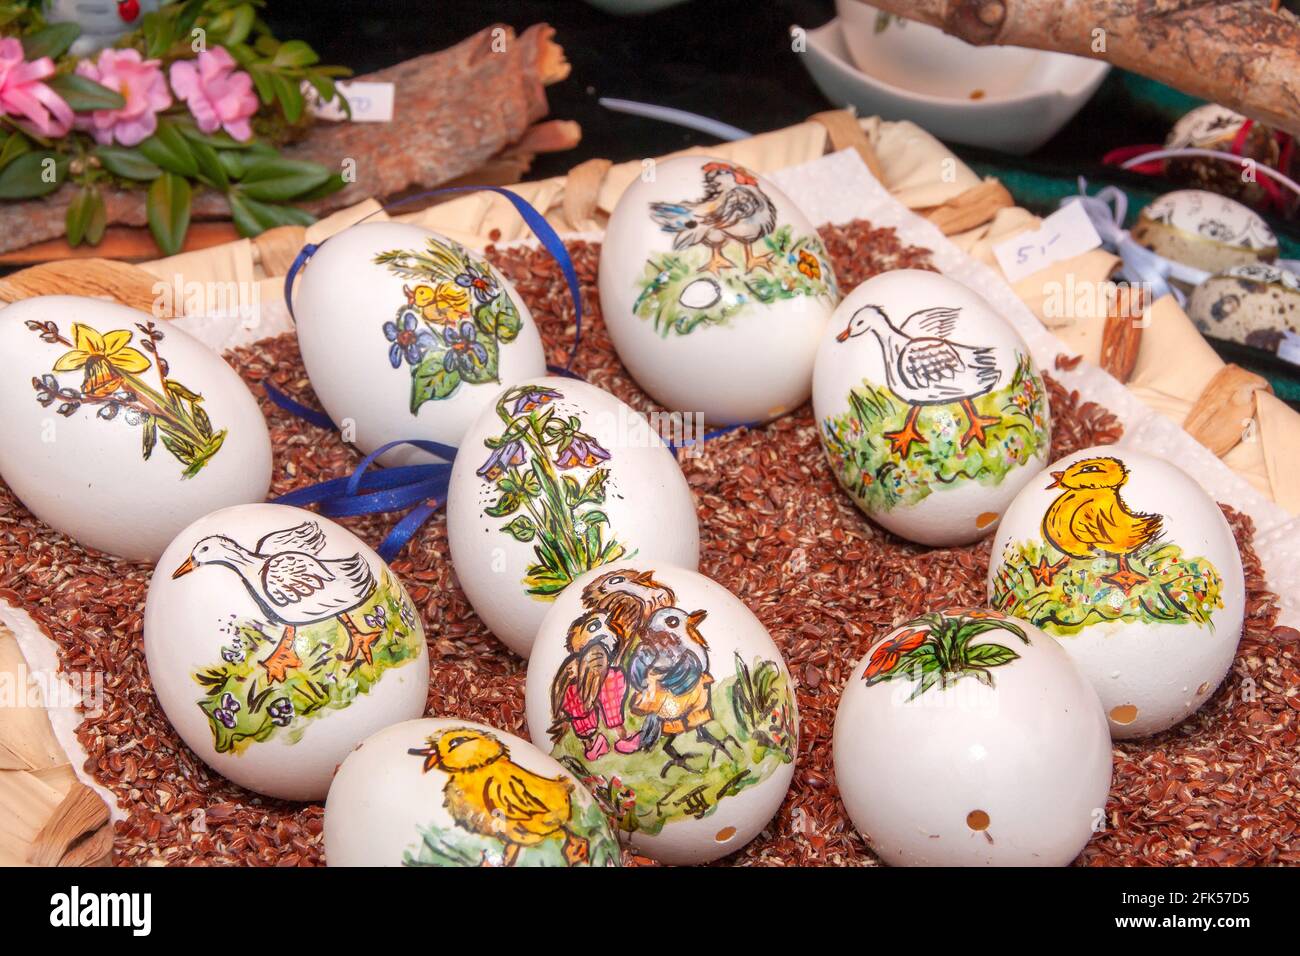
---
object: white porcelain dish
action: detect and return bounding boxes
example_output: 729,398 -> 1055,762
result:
798,11 -> 1110,155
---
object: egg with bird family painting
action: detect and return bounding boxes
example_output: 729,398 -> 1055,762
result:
145,503 -> 429,801
599,155 -> 840,425
291,221 -> 547,466
987,447 -> 1245,739
835,608 -> 1111,866
0,296 -> 271,562
813,270 -> 1051,546
325,718 -> 622,866
525,562 -> 798,865
447,377 -> 700,657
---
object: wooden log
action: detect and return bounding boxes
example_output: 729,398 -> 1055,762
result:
859,0 -> 1300,136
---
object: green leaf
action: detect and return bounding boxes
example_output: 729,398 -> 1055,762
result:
249,65 -> 276,105
457,333 -> 499,385
138,125 -> 199,178
580,509 -> 608,526
484,492 -> 522,518
237,156 -> 331,201
165,379 -> 204,403
273,39 -> 320,69
562,475 -> 581,505
501,516 -> 536,543
964,642 -> 1020,669
189,139 -> 229,191
226,191 -> 314,237
142,417 -> 157,460
408,356 -> 461,413
176,123 -> 252,150
0,132 -> 29,171
44,75 -> 126,112
293,171 -> 347,203
94,146 -> 162,181
271,72 -> 304,124
577,469 -> 609,504
146,173 -> 192,256
222,4 -> 257,46
0,151 -> 66,199
21,23 -> 81,60
65,186 -> 106,247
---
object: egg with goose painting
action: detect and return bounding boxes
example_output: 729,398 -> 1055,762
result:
598,155 -> 840,425
145,503 -> 429,800
812,270 -> 1051,547
987,447 -> 1245,739
446,377 -> 700,657
291,221 -> 548,466
0,296 -> 271,562
524,562 -> 798,864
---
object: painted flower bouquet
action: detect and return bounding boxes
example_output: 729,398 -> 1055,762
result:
862,611 -> 1030,700
0,0 -> 349,253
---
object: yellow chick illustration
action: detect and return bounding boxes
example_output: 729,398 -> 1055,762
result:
1037,456 -> 1163,592
409,727 -> 589,866
403,282 -> 470,325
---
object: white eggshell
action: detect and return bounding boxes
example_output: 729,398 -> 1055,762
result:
987,446 -> 1245,738
835,608 -> 1112,866
525,562 -> 798,864
812,269 -> 1051,546
0,296 -> 271,562
325,717 -> 622,866
292,221 -> 547,466
447,377 -> 700,656
598,155 -> 840,424
145,503 -> 429,800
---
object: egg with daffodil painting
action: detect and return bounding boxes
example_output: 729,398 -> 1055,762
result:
813,270 -> 1050,546
599,155 -> 839,425
987,447 -> 1245,738
0,296 -> 271,561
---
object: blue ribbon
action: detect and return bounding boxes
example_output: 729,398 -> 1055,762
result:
262,378 -> 336,431
667,422 -> 754,459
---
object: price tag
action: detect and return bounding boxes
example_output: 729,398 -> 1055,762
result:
304,81 -> 395,123
993,201 -> 1103,284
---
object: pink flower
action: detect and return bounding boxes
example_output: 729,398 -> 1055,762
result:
0,37 -> 72,138
74,49 -> 171,147
169,46 -> 258,142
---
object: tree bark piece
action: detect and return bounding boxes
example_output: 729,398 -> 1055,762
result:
26,781 -> 111,867
1184,363 -> 1271,457
861,0 -> 1300,136
922,179 -> 1014,234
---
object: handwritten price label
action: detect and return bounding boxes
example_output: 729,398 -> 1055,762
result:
304,81 -> 395,123
993,201 -> 1102,284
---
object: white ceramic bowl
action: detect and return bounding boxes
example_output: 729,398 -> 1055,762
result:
798,8 -> 1110,154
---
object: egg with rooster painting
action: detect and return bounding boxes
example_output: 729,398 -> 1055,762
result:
0,296 -> 271,562
835,607 -> 1111,866
446,377 -> 699,656
145,503 -> 429,800
525,562 -> 798,864
987,446 -> 1245,738
291,221 -> 547,466
325,718 -> 622,866
598,155 -> 840,425
812,270 -> 1051,547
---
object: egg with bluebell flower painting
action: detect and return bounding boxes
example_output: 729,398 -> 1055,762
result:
446,377 -> 699,656
291,221 -> 548,467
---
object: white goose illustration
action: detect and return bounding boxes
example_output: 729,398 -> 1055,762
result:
836,304 -> 1002,457
171,521 -> 382,684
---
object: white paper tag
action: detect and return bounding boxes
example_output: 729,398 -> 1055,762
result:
993,201 -> 1103,284
304,81 -> 395,123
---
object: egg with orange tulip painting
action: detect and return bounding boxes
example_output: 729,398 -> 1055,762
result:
0,296 -> 271,561
813,270 -> 1051,547
987,446 -> 1245,739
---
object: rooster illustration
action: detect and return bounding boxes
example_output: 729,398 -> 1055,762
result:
649,161 -> 778,274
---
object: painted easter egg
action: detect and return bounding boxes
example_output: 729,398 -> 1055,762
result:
812,269 -> 1051,546
0,296 -> 271,562
525,562 -> 798,864
1164,105 -> 1290,211
835,608 -> 1111,866
291,221 -> 547,466
987,447 -> 1245,738
325,717 -> 622,867
1132,190 -> 1278,284
447,377 -> 700,656
145,503 -> 429,800
598,155 -> 840,425
1187,263 -> 1300,351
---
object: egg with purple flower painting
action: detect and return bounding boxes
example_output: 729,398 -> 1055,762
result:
290,221 -> 548,467
446,377 -> 700,655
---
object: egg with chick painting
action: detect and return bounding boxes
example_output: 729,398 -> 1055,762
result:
813,269 -> 1050,546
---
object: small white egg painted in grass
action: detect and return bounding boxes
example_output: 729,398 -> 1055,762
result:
447,377 -> 700,656
0,296 -> 271,562
145,503 -> 429,801
525,562 -> 798,864
834,607 -> 1112,866
291,221 -> 547,466
812,270 -> 1051,546
987,446 -> 1245,738
325,717 -> 622,866
598,155 -> 840,425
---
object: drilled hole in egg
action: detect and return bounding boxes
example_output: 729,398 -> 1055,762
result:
1109,704 -> 1139,725
1197,682 -> 1210,695
715,826 -> 737,843
966,810 -> 990,831
975,512 -> 999,529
